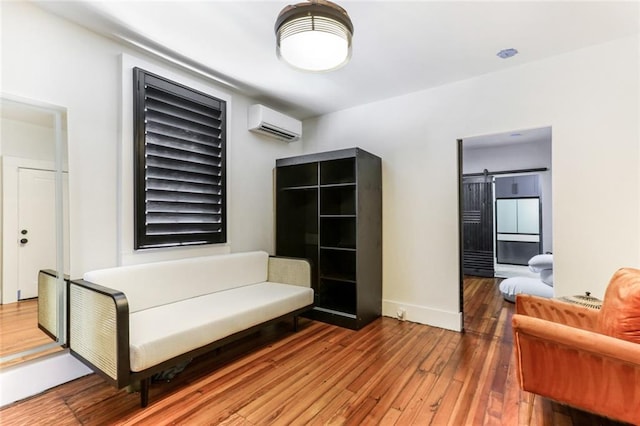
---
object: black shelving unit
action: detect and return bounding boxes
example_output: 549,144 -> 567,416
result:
275,148 -> 382,330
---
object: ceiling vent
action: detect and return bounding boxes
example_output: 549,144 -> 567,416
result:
248,104 -> 301,142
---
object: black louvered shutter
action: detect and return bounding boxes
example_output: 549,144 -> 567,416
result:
133,68 -> 226,249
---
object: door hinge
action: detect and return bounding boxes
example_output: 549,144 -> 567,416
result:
17,290 -> 21,300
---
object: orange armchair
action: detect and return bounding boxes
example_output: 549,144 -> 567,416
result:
512,268 -> 640,425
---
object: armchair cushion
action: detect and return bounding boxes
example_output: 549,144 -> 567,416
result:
599,267 -> 640,344
499,277 -> 553,302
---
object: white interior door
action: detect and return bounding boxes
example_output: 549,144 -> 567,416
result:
17,168 -> 68,300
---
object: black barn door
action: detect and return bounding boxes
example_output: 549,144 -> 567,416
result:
462,178 -> 494,277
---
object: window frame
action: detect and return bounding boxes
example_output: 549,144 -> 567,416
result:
133,67 -> 227,249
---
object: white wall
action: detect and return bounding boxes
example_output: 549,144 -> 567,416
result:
0,1 -> 304,405
463,139 -> 553,253
2,1 -> 304,276
303,35 -> 640,330
1,118 -> 56,161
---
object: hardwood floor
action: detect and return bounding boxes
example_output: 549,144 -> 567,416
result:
0,277 -> 629,425
0,299 -> 62,368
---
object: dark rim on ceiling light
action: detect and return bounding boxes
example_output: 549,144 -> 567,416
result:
497,48 -> 519,59
275,0 -> 354,72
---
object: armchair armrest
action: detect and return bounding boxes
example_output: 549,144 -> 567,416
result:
513,314 -> 640,425
68,279 -> 131,388
38,269 -> 59,341
515,294 -> 600,332
268,256 -> 312,288
513,314 -> 640,364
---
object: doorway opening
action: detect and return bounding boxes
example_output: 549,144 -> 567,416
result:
457,127 -> 552,331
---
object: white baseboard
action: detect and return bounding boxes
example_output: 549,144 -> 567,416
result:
382,299 -> 462,332
0,350 -> 92,407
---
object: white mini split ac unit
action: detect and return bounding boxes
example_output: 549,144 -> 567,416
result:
248,104 -> 302,142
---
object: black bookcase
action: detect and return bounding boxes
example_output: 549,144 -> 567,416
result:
275,148 -> 382,330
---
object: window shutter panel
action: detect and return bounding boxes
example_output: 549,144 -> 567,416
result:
134,68 -> 226,249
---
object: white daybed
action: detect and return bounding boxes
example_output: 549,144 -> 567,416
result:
68,251 -> 313,407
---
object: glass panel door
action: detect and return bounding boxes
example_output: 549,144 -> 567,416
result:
517,199 -> 540,234
496,199 -> 517,233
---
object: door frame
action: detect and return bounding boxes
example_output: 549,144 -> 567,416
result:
457,130 -> 552,331
457,139 -> 465,328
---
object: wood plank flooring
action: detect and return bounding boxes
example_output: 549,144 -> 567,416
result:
0,277 -> 630,425
0,299 -> 62,368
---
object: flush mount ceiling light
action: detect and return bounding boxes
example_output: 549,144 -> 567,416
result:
497,48 -> 519,59
275,0 -> 354,72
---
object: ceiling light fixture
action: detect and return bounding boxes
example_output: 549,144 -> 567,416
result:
275,0 -> 354,72
497,48 -> 519,59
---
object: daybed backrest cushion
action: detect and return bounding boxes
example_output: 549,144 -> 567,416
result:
598,267 -> 640,344
83,251 -> 269,313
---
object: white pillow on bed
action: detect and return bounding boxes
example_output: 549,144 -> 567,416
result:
528,254 -> 553,273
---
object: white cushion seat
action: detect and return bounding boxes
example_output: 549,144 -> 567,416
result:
499,276 -> 554,303
499,254 -> 555,302
129,282 -> 313,372
528,254 -> 553,272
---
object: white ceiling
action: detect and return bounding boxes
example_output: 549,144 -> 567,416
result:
463,126 -> 551,150
36,1 -> 639,120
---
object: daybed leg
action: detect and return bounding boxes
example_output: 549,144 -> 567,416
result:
293,316 -> 299,332
140,378 -> 150,408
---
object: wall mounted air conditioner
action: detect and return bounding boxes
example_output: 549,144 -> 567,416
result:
248,104 -> 301,142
